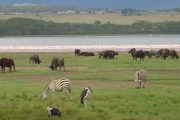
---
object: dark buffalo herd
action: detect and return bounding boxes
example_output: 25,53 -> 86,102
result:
0,48 -> 178,73
128,48 -> 179,60
0,57 -> 15,72
49,57 -> 65,71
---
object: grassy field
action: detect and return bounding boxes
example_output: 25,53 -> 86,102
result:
1,12 -> 180,24
0,52 -> 180,120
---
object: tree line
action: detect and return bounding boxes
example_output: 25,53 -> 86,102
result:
0,18 -> 180,36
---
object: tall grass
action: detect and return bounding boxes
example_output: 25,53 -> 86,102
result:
0,80 -> 179,120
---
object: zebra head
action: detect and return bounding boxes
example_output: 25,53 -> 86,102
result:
42,85 -> 49,99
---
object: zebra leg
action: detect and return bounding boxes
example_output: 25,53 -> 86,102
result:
138,80 -> 142,88
52,89 -> 55,99
134,80 -> 139,89
64,89 -> 72,99
67,87 -> 72,99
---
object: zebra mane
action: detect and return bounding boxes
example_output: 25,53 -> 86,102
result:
43,83 -> 50,91
60,78 -> 68,80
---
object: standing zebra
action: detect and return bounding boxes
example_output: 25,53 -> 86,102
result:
80,86 -> 92,108
42,78 -> 71,99
134,69 -> 147,89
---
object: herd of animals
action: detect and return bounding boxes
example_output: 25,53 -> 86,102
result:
75,48 -> 179,60
43,78 -> 93,119
0,48 -> 178,73
128,48 -> 179,60
0,48 -> 179,119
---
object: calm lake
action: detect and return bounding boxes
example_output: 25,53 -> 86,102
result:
0,35 -> 180,52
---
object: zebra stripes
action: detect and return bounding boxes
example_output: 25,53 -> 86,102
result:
134,69 -> 147,89
42,78 -> 71,99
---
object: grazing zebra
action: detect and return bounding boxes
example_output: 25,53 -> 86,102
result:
42,78 -> 71,99
134,69 -> 147,89
80,86 -> 92,108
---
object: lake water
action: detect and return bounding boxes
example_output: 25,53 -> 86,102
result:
0,35 -> 180,52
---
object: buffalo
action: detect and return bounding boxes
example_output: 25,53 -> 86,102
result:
128,48 -> 136,56
157,49 -> 179,59
74,49 -> 95,56
128,48 -> 145,61
74,49 -> 80,56
29,54 -> 41,64
49,57 -> 65,71
99,50 -> 118,59
169,50 -> 179,59
158,49 -> 170,59
0,58 -> 15,72
78,52 -> 95,56
144,50 -> 156,59
98,51 -> 103,59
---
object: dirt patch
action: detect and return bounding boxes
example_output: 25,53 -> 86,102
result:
17,67 -> 49,70
11,74 -> 167,89
8,74 -> 134,88
71,80 -> 134,88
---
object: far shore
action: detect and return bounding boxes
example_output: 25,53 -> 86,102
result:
0,45 -> 180,52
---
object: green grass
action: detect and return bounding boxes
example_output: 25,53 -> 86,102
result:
0,52 -> 180,120
1,52 -> 179,81
0,80 -> 179,120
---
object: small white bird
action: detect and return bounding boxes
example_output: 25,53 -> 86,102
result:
47,106 -> 61,119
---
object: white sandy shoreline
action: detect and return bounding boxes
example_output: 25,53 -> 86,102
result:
0,45 -> 180,52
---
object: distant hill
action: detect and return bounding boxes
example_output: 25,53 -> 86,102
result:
0,0 -> 180,10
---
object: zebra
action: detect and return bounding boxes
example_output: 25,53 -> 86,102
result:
80,86 -> 92,108
134,69 -> 147,89
42,78 -> 71,99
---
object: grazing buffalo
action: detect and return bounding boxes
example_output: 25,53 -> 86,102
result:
128,48 -> 136,56
0,58 -> 15,72
144,50 -> 156,59
128,48 -> 145,61
169,50 -> 179,59
74,49 -> 80,56
158,49 -> 170,60
99,50 -> 118,59
144,51 -> 151,58
29,54 -> 41,64
49,57 -> 65,71
133,50 -> 145,60
98,51 -> 104,59
134,69 -> 147,89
